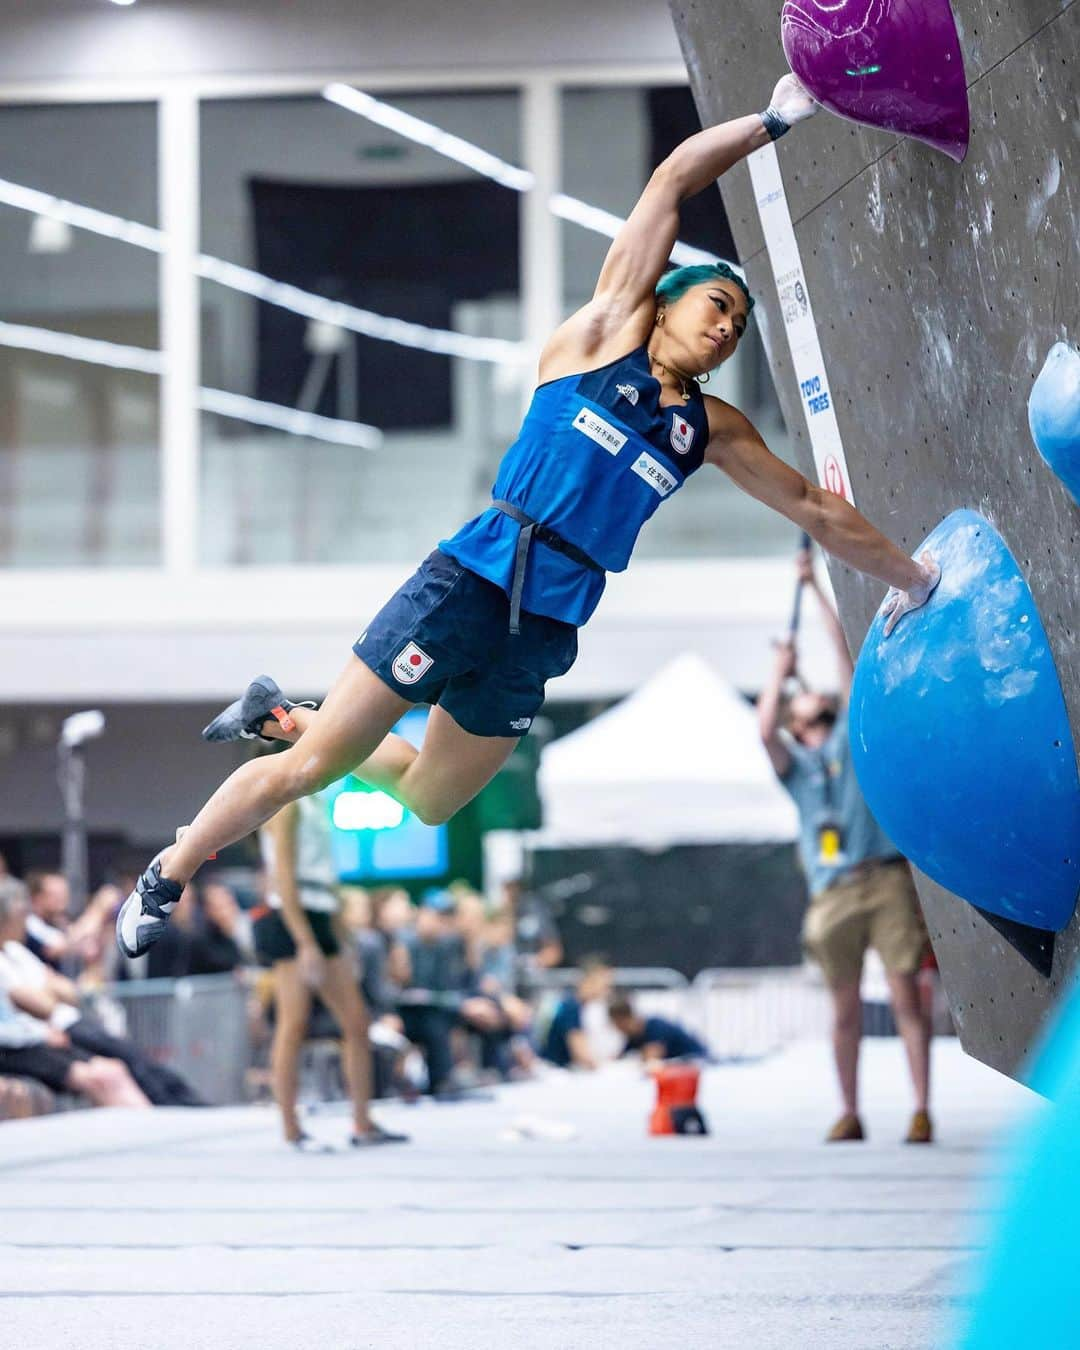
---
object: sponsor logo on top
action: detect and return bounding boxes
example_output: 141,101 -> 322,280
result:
800,373 -> 831,415
616,383 -> 639,407
572,406 -> 626,455
509,716 -> 532,732
630,452 -> 677,498
391,641 -> 433,685
669,415 -> 695,455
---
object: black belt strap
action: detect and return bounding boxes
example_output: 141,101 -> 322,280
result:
491,499 -> 603,635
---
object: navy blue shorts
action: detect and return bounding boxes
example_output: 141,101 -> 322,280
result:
353,549 -> 578,738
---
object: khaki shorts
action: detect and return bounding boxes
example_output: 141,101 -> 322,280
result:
802,859 -> 928,989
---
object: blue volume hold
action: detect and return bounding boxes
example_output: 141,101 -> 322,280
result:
956,971 -> 1080,1348
1029,342 -> 1080,506
849,509 -> 1080,932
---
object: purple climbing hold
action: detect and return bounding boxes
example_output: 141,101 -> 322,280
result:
1029,343 -> 1080,507
780,0 -> 970,162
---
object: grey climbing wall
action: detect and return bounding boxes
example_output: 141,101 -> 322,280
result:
670,0 -> 1079,1079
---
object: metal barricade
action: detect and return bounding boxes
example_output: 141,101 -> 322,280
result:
691,966 -> 832,1058
91,974 -> 251,1106
528,966 -> 689,993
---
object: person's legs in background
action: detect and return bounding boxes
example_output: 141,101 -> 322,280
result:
871,861 -> 934,1142
803,881 -> 870,1141
885,970 -> 931,1133
317,954 -> 406,1142
399,1005 -> 456,1095
68,1017 -> 204,1106
67,1056 -> 151,1108
269,960 -> 313,1143
828,980 -> 864,1131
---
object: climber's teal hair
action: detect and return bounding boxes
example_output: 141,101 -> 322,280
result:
654,262 -> 755,315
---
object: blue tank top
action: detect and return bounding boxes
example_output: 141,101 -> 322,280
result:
440,345 -> 709,626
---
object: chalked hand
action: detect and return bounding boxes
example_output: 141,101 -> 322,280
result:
882,552 -> 941,637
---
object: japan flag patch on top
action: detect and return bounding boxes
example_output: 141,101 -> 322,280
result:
670,415 -> 695,455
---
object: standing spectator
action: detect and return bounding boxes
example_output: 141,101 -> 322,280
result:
539,961 -> 614,1070
757,548 -> 933,1144
256,792 -> 406,1151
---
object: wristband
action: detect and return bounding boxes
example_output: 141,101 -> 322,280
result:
759,107 -> 790,141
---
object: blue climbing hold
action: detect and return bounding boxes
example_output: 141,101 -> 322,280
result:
849,509 -> 1080,932
1028,342 -> 1080,506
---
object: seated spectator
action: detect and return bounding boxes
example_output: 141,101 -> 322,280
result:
0,1074 -> 53,1120
341,888 -> 399,1020
393,890 -> 468,1095
136,878 -> 249,980
540,960 -> 614,1070
0,978 -> 148,1109
0,879 -> 202,1106
23,871 -> 73,969
200,879 -> 255,969
23,870 -> 120,977
504,878 -> 563,990
455,890 -> 534,1079
337,887 -> 413,1099
608,995 -> 708,1063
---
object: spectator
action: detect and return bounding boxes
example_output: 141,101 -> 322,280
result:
136,879 -> 249,980
758,547 -> 933,1145
341,888 -> 400,1020
23,871 -> 72,968
199,879 -> 255,969
0,1074 -> 53,1120
540,960 -> 614,1070
455,890 -> 534,1079
0,878 -> 202,1106
609,995 -> 708,1063
393,890 -> 468,1095
255,793 -> 406,1150
338,888 -> 415,1100
0,978 -> 147,1109
70,881 -> 128,985
504,879 -> 563,988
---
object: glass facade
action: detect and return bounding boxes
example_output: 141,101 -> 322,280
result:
198,91 -> 522,565
0,103 -> 159,566
0,81 -> 799,571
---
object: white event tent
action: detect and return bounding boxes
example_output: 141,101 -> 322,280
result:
536,652 -> 800,850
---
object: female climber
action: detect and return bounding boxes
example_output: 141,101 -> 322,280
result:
118,73 -> 939,958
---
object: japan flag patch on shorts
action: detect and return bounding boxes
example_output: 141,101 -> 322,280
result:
392,641 -> 433,685
670,415 -> 695,455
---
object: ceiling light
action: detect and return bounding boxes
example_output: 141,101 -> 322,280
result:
28,213 -> 73,254
323,83 -> 729,273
